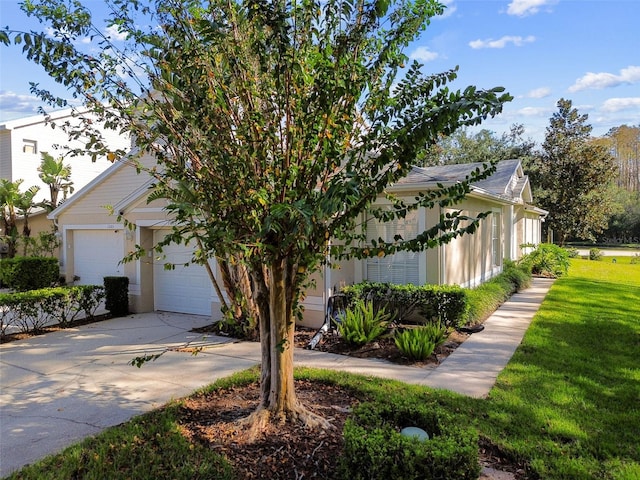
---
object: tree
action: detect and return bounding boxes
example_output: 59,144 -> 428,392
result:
38,152 -> 74,211
0,179 -> 39,257
602,125 -> 640,193
420,123 -> 536,166
529,99 -> 617,244
3,0 -> 511,428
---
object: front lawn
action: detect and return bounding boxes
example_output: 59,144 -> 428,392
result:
5,258 -> 639,479
479,258 -> 640,478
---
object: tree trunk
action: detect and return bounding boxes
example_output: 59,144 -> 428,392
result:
243,257 -> 329,434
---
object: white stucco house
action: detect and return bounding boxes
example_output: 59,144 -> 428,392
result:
47,152 -> 546,328
1,108 -> 131,231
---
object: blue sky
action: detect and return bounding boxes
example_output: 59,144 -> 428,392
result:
1,0 -> 638,144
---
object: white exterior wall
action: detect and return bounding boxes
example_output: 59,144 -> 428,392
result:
0,109 -> 130,204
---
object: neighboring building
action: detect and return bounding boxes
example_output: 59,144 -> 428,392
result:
0,108 -> 131,207
48,155 -> 546,328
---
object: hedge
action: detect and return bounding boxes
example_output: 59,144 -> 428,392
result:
0,256 -> 59,291
0,285 -> 105,338
340,282 -> 468,329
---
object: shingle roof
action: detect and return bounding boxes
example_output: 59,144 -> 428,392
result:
396,159 -> 523,200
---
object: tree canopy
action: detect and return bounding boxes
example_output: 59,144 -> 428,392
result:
420,123 -> 536,166
528,99 -> 617,244
3,0 -> 512,427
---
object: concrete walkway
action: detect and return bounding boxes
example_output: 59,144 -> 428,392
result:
0,277 -> 553,477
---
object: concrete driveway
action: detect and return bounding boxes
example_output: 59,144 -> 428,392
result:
0,312 -> 261,477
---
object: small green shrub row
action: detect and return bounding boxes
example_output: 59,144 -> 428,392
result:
337,299 -> 390,347
394,323 -> 449,361
465,261 -> 532,325
0,256 -> 59,291
341,283 -> 468,329
339,398 -> 480,480
0,285 -> 105,338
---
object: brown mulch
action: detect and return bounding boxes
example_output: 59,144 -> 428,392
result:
178,379 -> 359,479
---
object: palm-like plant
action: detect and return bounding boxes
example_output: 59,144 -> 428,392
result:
38,152 -> 73,210
0,179 -> 24,257
15,185 -> 41,240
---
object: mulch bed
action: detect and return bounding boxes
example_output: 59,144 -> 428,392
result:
293,325 -> 470,366
0,313 -> 113,344
178,379 -> 359,479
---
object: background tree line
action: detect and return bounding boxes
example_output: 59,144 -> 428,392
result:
421,99 -> 640,245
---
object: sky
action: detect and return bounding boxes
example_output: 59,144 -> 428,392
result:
0,0 -> 638,145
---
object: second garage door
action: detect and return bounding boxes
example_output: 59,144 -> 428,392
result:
153,231 -> 214,315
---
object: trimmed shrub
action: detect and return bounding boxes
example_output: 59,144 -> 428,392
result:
395,323 -> 448,361
520,243 -> 569,278
104,276 -> 129,316
337,299 -> 390,347
589,247 -> 603,261
0,256 -> 59,291
339,398 -> 480,480
341,283 -> 468,329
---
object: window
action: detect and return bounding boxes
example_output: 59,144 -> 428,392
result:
365,209 -> 420,285
492,212 -> 502,267
22,139 -> 37,154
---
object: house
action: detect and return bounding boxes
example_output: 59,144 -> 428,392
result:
0,108 -> 131,237
48,155 -> 546,328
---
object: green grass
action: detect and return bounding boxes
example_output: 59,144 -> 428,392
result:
5,259 -> 639,479
480,258 -> 640,479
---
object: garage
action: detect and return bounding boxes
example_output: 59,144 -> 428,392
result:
153,231 -> 214,315
73,229 -> 124,286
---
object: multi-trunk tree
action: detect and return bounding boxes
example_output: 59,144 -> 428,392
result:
528,99 -> 617,244
3,0 -> 511,427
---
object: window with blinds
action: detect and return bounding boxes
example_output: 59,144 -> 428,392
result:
365,209 -> 420,285
492,212 -> 502,267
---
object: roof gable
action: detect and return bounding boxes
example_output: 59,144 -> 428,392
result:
395,159 -> 534,204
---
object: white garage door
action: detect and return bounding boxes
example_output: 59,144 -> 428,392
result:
73,229 -> 124,286
153,231 -> 213,315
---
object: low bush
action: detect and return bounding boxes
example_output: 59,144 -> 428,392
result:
589,247 -> 603,260
0,256 -> 59,291
520,243 -> 569,277
337,299 -> 390,347
395,323 -> 448,361
339,398 -> 480,480
104,276 -> 129,317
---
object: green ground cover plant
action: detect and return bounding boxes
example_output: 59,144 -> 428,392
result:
6,259 -> 638,479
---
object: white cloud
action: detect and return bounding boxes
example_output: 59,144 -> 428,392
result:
105,24 -> 128,42
525,87 -> 551,99
0,91 -> 41,116
601,97 -> 640,113
516,106 -> 549,117
409,46 -> 439,63
436,0 -> 457,18
506,0 -> 556,17
569,66 -> 640,92
469,35 -> 535,49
